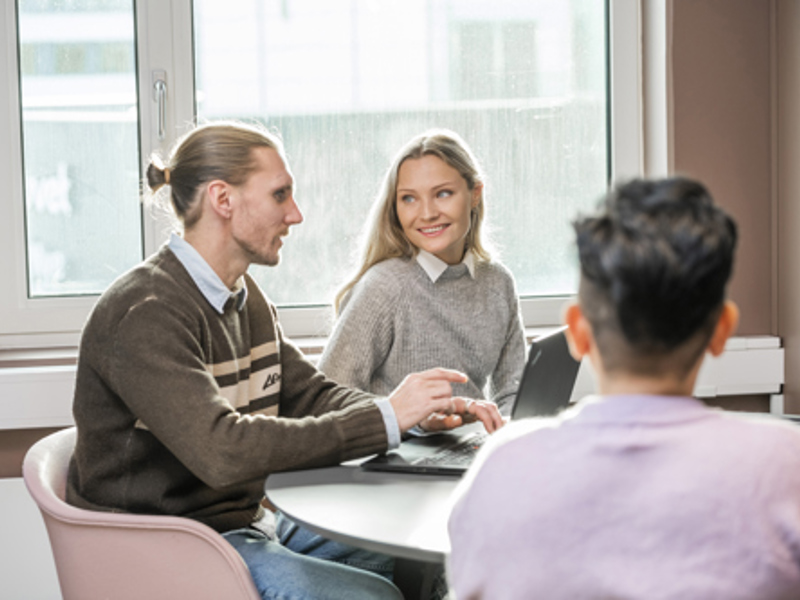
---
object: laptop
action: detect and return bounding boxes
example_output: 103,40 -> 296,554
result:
360,326 -> 581,476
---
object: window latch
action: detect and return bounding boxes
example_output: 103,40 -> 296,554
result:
152,70 -> 168,141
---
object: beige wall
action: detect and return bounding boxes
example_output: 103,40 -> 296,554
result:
670,0 -> 800,413
0,428 -> 62,478
671,0 -> 774,336
777,0 -> 800,414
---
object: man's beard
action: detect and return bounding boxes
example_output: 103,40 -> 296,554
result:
238,236 -> 281,267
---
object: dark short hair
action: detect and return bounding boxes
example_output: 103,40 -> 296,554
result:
573,177 -> 738,374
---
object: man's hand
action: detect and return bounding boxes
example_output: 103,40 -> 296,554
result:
388,368 -> 470,432
418,398 -> 505,434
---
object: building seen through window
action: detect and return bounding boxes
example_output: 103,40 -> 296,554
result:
17,0 -> 141,297
15,0 -> 607,310
194,0 -> 607,306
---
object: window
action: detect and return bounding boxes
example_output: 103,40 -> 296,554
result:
17,0 -> 142,298
193,0 -> 608,308
0,0 -> 642,346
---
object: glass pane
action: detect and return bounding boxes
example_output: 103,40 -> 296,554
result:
17,0 -> 143,297
193,0 -> 607,305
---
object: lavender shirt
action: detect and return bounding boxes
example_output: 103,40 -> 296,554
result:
448,394 -> 800,599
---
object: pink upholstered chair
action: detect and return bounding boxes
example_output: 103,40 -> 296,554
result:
23,427 -> 261,600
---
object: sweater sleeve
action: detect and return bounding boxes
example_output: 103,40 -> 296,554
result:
274,314 -> 380,417
487,270 -> 527,411
317,268 -> 395,392
105,298 -> 388,489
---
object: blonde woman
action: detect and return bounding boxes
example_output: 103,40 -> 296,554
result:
319,130 -> 526,424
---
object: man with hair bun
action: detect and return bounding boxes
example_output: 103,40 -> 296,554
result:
68,121 -> 503,600
447,176 -> 800,599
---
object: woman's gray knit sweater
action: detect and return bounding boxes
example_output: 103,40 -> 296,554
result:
319,256 -> 526,412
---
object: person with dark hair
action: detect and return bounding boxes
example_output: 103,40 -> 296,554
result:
67,121 -> 502,600
447,177 -> 800,599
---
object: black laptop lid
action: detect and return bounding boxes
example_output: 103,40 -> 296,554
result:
510,327 -> 581,420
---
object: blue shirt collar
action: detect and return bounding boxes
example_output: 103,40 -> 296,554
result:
168,233 -> 248,314
415,249 -> 475,283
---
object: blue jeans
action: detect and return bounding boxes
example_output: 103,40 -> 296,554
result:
223,512 -> 402,600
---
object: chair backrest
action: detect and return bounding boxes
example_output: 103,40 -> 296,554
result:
510,326 -> 581,420
22,427 -> 260,600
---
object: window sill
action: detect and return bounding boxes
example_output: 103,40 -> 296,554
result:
0,347 -> 78,369
0,327 -> 563,370
0,334 -> 785,430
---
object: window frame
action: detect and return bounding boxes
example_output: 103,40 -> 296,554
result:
0,0 -> 643,348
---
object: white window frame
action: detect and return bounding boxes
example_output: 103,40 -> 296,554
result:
0,1 -> 193,349
0,0 -> 644,349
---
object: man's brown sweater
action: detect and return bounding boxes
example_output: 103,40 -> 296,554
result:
67,246 -> 387,532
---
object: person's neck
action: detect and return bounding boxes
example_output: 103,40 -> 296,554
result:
592,354 -> 703,398
598,377 -> 695,397
183,227 -> 247,290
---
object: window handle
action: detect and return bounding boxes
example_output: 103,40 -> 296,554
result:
152,70 -> 167,141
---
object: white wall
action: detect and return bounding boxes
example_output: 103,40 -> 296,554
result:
0,478 -> 60,599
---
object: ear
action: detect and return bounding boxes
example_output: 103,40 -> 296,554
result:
471,183 -> 483,208
564,302 -> 592,361
206,179 -> 233,220
707,300 -> 740,357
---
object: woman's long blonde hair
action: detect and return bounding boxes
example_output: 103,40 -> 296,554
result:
334,129 -> 491,313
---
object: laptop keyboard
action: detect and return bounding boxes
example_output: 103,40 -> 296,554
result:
418,431 -> 489,467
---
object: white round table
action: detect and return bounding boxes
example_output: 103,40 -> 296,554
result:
266,463 -> 460,563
